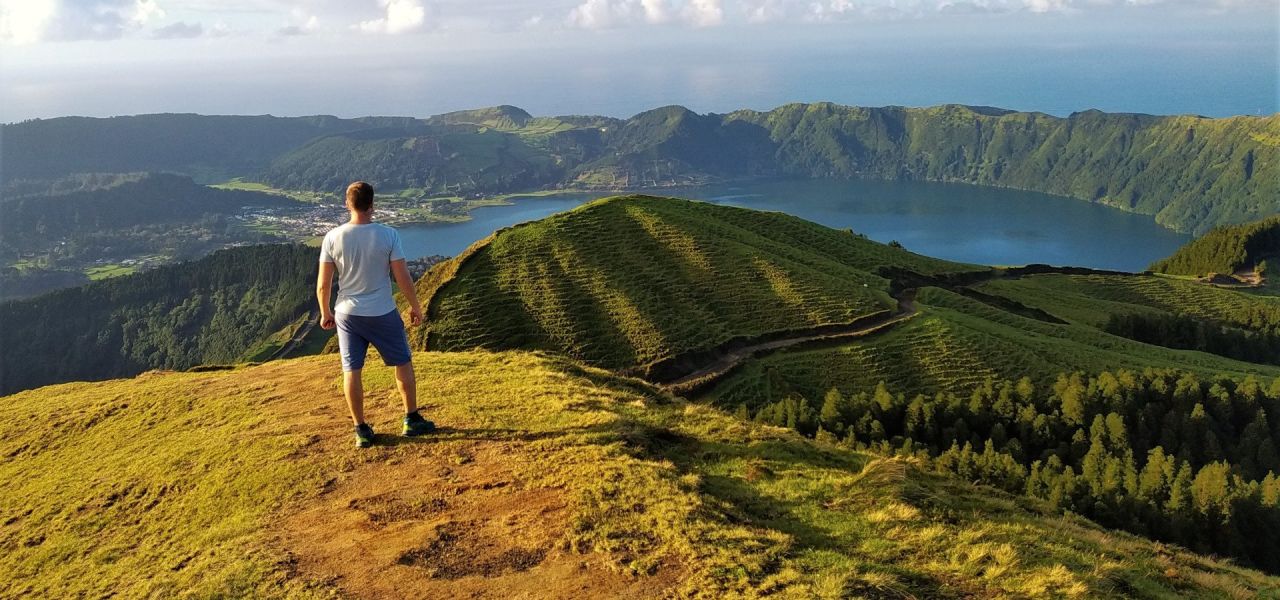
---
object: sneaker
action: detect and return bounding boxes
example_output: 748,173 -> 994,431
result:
403,412 -> 436,437
355,423 -> 375,448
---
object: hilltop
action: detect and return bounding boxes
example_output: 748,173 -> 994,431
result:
3,350 -> 1277,598
411,195 -> 973,374
1150,215 -> 1280,280
4,103 -> 1275,233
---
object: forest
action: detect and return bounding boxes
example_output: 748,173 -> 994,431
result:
745,369 -> 1280,573
0,244 -> 317,395
1149,215 -> 1280,276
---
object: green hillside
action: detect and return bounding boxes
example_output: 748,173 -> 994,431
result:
413,198 -> 1280,572
412,195 -> 974,372
1150,215 -> 1280,276
6,104 -> 1275,233
0,173 -> 293,248
3,350 -> 1276,598
0,173 -> 298,300
0,113 -> 412,182
0,244 -> 320,395
711,284 -> 1280,404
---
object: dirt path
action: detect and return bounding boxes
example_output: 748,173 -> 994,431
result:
253,359 -> 674,599
659,289 -> 918,396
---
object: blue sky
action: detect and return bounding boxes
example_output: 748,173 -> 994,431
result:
1,0 -> 1276,121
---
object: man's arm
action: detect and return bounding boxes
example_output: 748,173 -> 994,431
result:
391,259 -> 422,327
317,261 -> 336,329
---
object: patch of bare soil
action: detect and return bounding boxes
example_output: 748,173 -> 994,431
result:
254,360 -> 674,600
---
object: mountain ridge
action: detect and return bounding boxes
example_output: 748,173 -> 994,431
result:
5,102 -> 1275,234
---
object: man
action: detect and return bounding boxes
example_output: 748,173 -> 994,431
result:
317,181 -> 435,447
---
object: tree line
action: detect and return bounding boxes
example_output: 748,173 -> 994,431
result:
740,369 -> 1280,573
1149,215 -> 1280,276
0,244 -> 317,395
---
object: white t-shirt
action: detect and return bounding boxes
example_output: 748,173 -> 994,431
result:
319,222 -> 406,316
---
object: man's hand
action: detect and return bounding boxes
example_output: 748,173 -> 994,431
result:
407,305 -> 423,327
320,312 -> 336,330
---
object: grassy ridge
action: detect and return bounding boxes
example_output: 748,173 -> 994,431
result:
976,273 -> 1280,330
3,351 -> 1276,597
413,195 -> 972,369
709,285 -> 1280,407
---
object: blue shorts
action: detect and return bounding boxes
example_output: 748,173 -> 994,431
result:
335,310 -> 412,371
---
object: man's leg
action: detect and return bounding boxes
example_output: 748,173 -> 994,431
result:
344,368 -> 366,426
394,362 -> 417,414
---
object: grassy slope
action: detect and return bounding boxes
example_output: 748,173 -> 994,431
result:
413,195 -> 972,370
710,285 -> 1280,407
976,273 -> 1280,329
3,351 -> 1276,598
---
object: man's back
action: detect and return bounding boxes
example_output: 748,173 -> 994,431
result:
320,222 -> 405,316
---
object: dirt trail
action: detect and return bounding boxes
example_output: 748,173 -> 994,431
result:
653,264 -> 1145,397
253,360 -> 673,599
659,289 -> 918,396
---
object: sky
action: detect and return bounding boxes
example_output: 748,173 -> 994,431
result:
0,0 -> 1276,122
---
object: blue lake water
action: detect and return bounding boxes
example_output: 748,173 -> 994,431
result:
398,180 -> 1192,272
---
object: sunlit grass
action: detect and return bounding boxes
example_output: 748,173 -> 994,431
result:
3,351 -> 1275,597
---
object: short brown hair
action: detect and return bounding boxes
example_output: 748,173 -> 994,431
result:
346,181 -> 374,212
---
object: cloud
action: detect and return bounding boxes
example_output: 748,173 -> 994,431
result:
131,0 -> 163,24
0,0 -> 166,43
640,0 -> 672,22
1024,0 -> 1068,12
567,0 -> 726,29
567,0 -> 633,29
744,0 -> 790,22
684,0 -> 724,25
358,0 -> 427,34
152,20 -> 202,38
0,0 -> 57,44
279,13 -> 318,35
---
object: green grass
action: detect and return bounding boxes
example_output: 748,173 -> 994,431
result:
2,350 -> 1274,597
975,273 -> 1280,329
239,312 -> 310,361
414,195 -> 975,370
210,178 -> 327,203
84,263 -> 138,280
709,286 -> 1280,407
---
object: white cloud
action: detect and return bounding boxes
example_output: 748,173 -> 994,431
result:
744,0 -> 789,22
279,11 -> 318,35
568,0 -> 728,29
640,0 -> 672,22
131,0 -> 164,24
684,0 -> 724,25
152,20 -> 202,38
1024,0 -> 1069,12
358,0 -> 427,34
567,0 -> 632,29
0,0 -> 57,45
